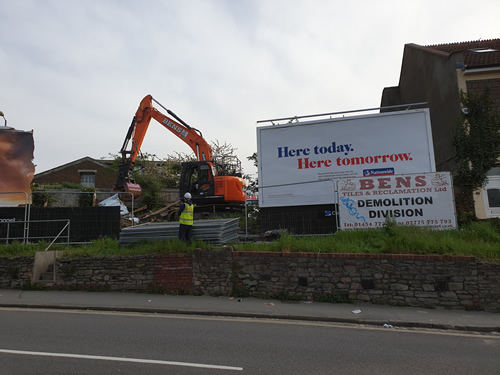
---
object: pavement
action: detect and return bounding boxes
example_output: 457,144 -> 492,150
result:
0,289 -> 498,334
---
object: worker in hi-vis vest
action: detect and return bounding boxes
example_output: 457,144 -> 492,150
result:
178,192 -> 194,245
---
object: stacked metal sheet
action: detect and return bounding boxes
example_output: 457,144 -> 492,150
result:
119,218 -> 239,246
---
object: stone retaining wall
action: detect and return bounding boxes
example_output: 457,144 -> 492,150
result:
478,261 -> 500,311
54,254 -> 193,292
0,251 -> 498,311
0,256 -> 33,288
233,252 -> 482,310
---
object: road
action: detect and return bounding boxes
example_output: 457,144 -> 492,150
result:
1,308 -> 499,374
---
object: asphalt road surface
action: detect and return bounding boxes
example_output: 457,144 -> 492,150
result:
1,308 -> 499,374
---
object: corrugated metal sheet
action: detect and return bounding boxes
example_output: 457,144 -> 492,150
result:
119,218 -> 239,246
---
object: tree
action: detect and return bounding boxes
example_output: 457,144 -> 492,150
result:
246,152 -> 258,193
211,140 -> 243,177
453,88 -> 500,221
242,152 -> 261,234
132,152 -> 194,210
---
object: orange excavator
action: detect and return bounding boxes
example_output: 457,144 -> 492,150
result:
113,95 -> 245,205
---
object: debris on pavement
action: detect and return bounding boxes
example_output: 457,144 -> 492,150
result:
352,309 -> 362,314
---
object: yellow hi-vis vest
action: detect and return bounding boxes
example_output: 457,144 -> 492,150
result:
179,203 -> 194,226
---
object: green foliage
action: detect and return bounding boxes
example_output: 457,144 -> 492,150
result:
64,238 -> 205,258
272,291 -> 302,301
0,241 -> 51,256
239,152 -> 261,234
31,182 -> 96,207
78,187 -> 96,207
232,286 -> 251,298
135,171 -> 164,211
453,88 -> 500,214
239,202 -> 261,235
1,222 -> 499,260
245,152 -> 259,191
30,183 -> 58,207
383,216 -> 398,236
313,293 -> 352,304
233,221 -> 500,260
21,281 -> 49,291
132,152 -> 188,210
457,211 -> 477,227
60,182 -> 85,189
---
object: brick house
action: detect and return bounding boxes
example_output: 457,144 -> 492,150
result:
33,157 -> 179,209
33,156 -> 116,191
381,39 -> 500,218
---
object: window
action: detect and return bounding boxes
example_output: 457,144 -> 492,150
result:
487,188 -> 500,208
482,167 -> 500,217
80,172 -> 95,187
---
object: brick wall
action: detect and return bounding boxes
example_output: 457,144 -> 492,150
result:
34,160 -> 116,189
0,251 -> 498,311
154,254 -> 193,292
466,78 -> 500,114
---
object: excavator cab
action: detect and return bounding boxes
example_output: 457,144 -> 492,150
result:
180,161 -> 219,204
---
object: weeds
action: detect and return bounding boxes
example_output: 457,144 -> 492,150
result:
313,294 -> 353,304
272,291 -> 302,301
232,286 -> 251,298
21,281 -> 49,291
236,222 -> 500,260
0,222 -> 499,260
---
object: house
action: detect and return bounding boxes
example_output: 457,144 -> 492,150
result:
381,39 -> 500,218
32,157 -> 179,209
33,156 -> 116,190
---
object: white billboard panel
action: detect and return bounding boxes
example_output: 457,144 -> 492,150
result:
338,172 -> 457,230
257,109 -> 435,208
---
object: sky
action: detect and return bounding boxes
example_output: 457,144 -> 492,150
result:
1,0 -> 499,179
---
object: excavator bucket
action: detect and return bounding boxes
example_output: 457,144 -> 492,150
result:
124,182 -> 142,199
112,183 -> 142,200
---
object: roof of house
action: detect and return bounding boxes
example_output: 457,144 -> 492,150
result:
423,38 -> 500,69
34,156 -> 114,178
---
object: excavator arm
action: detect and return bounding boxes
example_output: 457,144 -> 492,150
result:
113,95 -> 245,206
122,94 -> 213,164
113,95 -> 214,196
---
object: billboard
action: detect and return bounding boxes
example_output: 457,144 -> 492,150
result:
257,109 -> 435,208
0,127 -> 35,206
338,172 -> 457,230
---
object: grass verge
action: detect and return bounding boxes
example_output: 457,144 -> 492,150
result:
0,221 -> 499,261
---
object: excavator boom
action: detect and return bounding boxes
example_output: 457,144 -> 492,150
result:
113,95 -> 245,205
125,95 -> 213,164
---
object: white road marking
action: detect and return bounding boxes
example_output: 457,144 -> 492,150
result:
0,349 -> 243,371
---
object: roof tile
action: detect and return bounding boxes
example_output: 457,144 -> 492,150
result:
423,39 -> 500,68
